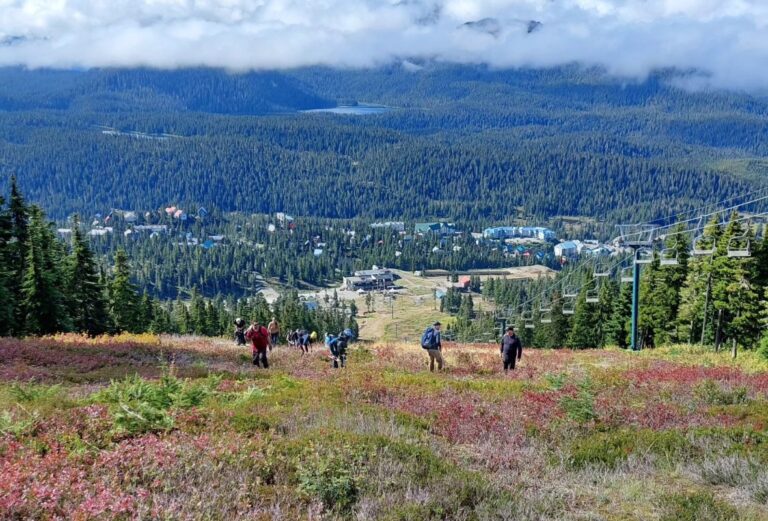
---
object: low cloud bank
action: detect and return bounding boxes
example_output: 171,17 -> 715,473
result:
1,1 -> 767,90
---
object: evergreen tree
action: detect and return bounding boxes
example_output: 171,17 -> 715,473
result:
652,226 -> 690,344
110,249 -> 139,333
8,176 -> 29,335
710,214 -> 762,352
751,233 -> 768,289
597,278 -> 617,348
21,207 -> 67,335
0,195 -> 13,336
66,223 -> 108,336
677,216 -> 722,344
605,280 -> 632,348
190,287 -> 207,335
567,276 -> 601,349
534,291 -> 571,348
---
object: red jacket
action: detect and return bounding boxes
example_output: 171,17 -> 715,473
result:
245,325 -> 270,352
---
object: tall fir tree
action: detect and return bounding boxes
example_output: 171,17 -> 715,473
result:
8,176 -> 29,336
677,215 -> 722,345
710,214 -> 762,352
66,223 -> 109,336
21,207 -> 67,335
110,249 -> 139,333
605,279 -> 632,348
0,195 -> 14,336
567,275 -> 601,349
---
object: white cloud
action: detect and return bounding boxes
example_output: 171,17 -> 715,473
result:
0,0 -> 767,90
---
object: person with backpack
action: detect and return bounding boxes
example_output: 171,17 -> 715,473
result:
267,317 -> 280,350
500,326 -> 522,373
234,318 -> 247,346
298,329 -> 310,354
330,332 -> 349,368
326,333 -> 337,363
245,320 -> 270,368
421,322 -> 444,372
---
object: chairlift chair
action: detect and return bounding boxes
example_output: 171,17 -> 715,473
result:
586,288 -> 600,303
522,311 -> 535,329
727,237 -> 751,258
563,287 -> 578,298
540,312 -> 553,324
620,266 -> 634,283
594,266 -> 611,277
691,235 -> 716,256
659,248 -> 679,266
540,297 -> 553,313
635,248 -> 653,265
562,298 -> 576,315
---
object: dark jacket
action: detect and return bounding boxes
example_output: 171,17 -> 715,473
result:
331,336 -> 348,357
500,334 -> 522,360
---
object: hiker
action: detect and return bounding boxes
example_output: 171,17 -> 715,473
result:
267,317 -> 280,350
234,318 -> 247,346
421,322 -> 444,372
329,332 -> 349,369
288,329 -> 299,348
298,329 -> 310,354
500,326 -> 523,373
245,320 -> 270,368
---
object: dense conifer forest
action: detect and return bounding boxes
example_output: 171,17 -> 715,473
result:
0,180 -> 358,338
2,65 -> 766,225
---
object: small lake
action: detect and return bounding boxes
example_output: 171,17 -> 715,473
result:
301,104 -> 390,115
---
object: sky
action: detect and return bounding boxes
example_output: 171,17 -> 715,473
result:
1,0 -> 767,90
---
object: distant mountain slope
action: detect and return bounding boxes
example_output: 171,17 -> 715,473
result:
1,65 -> 766,224
0,67 -> 334,114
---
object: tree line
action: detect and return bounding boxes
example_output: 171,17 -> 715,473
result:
448,214 -> 768,353
85,211 -> 558,299
0,179 -> 358,338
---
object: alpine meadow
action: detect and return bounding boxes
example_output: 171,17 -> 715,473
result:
2,1 -> 768,520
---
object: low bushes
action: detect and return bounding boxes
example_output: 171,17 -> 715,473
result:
660,491 -> 740,521
569,429 -> 692,469
95,371 -> 221,436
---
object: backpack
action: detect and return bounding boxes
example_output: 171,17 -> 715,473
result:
421,327 -> 437,349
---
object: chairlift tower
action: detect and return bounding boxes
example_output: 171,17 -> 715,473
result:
617,224 -> 658,351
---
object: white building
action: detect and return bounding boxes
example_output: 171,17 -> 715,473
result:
554,241 -> 579,257
371,221 -> 405,232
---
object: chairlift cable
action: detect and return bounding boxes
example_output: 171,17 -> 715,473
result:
625,193 -> 768,241
635,186 -> 768,229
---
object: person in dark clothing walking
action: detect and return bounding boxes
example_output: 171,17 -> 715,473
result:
329,332 -> 349,368
421,322 -> 444,372
298,329 -> 310,354
500,326 -> 522,373
234,318 -> 247,346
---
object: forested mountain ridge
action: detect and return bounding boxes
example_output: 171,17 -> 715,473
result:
1,65 -> 766,225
